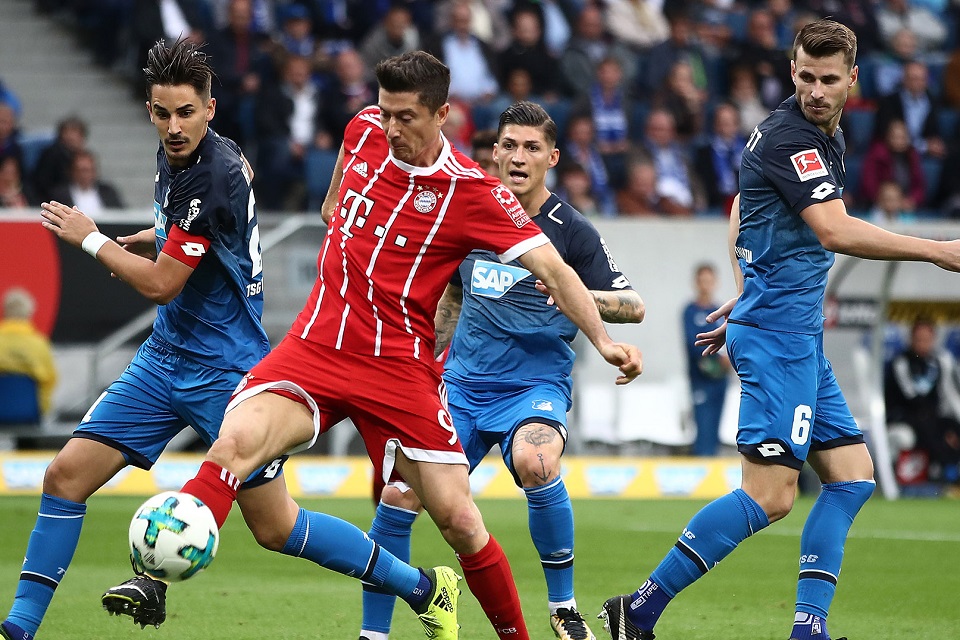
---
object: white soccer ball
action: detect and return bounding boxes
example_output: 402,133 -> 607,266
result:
129,491 -> 220,582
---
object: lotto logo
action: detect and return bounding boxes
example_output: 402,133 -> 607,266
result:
757,442 -> 786,457
810,181 -> 836,200
789,149 -> 828,182
180,241 -> 206,257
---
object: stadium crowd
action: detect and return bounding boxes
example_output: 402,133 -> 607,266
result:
2,0 -> 960,216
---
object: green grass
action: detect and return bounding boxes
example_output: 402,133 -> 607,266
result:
1,495 -> 958,639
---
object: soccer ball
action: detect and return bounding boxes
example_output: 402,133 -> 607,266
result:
129,491 -> 219,582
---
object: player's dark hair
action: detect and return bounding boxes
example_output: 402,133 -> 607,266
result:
497,101 -> 557,146
375,51 -> 450,113
144,39 -> 214,101
793,19 -> 857,70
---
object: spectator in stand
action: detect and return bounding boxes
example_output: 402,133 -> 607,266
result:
874,60 -> 946,158
481,67 -> 536,130
555,162 -> 602,218
560,114 -> 616,216
0,79 -> 22,118
441,98 -> 476,150
275,3 -> 316,59
876,0 -> 948,56
527,0 -> 571,58
885,318 -> 960,486
470,128 -> 498,174
615,158 -> 664,216
498,5 -> 558,98
208,0 -> 274,34
0,103 -> 22,170
427,1 -> 499,104
0,288 -> 56,418
360,4 -> 421,71
872,28 -> 919,99
573,56 -> 632,188
693,102 -> 744,211
48,150 -> 124,217
433,0 -> 511,52
803,0 -> 882,55
933,129 -> 960,217
305,0 -> 382,44
603,0 -> 668,52
0,156 -> 34,209
730,8 -> 792,110
639,108 -> 701,215
559,3 -> 635,98
32,116 -> 87,204
642,5 -> 711,96
317,48 -> 377,149
869,181 -> 917,225
208,0 -> 273,147
254,54 -> 322,211
860,119 -> 926,210
727,64 -> 769,137
132,0 -> 206,97
652,59 -> 708,141
765,0 -> 796,50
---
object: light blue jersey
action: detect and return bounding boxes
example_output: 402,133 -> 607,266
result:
443,193 -> 632,400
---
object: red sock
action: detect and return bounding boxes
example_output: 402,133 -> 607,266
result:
457,535 -> 529,640
181,461 -> 240,529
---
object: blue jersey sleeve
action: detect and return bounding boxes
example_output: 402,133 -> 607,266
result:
762,127 -> 842,216
168,164 -> 231,241
564,215 -> 632,292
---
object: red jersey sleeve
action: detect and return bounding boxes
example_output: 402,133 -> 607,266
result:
161,225 -> 211,269
460,173 -> 549,262
343,106 -> 382,152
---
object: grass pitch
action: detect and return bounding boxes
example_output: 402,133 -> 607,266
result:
0,495 -> 958,639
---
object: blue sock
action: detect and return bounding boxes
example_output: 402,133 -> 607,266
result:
1,621 -> 31,640
281,508 -> 426,609
790,612 -> 831,640
628,489 -> 769,632
5,493 -> 86,638
361,502 -> 418,635
524,477 -> 575,605
795,480 -> 874,625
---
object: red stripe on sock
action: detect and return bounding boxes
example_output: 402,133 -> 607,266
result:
181,461 -> 239,529
457,535 -> 529,640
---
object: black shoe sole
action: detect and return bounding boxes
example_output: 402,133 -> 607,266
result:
102,593 -> 166,629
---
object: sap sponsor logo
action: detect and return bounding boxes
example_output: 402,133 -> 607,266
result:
789,149 -> 829,182
153,462 -> 203,490
584,465 -> 637,495
532,399 -> 554,412
491,184 -> 531,228
154,201 -> 168,239
469,465 -> 500,494
470,260 -> 531,298
297,464 -> 352,495
3,460 -> 51,489
178,198 -> 202,231
653,465 -> 709,496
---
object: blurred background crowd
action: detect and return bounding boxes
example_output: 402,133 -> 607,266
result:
2,0 -> 960,218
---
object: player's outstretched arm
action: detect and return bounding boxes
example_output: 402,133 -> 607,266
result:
519,242 -> 642,384
801,198 -> 960,271
320,144 -> 345,224
535,281 -> 645,324
433,283 -> 463,358
41,201 -> 194,304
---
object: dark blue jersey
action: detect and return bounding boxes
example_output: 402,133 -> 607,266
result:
730,96 -> 846,334
443,193 -> 632,396
152,128 -> 269,371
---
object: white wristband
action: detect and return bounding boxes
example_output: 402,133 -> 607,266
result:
81,231 -> 110,258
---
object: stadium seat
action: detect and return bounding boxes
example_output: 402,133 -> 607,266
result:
0,373 -> 41,425
304,147 -> 340,211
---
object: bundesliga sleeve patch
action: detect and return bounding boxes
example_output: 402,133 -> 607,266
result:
789,149 -> 829,182
491,184 -> 531,228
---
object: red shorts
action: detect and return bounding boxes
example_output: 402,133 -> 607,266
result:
231,335 -> 467,484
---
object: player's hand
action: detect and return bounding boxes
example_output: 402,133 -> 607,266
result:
40,201 -> 97,248
535,280 -> 557,307
599,342 -> 642,385
117,227 -> 158,259
694,296 -> 739,356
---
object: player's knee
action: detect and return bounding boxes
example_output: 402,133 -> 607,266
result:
248,519 -> 292,552
380,484 -> 422,512
512,449 -> 561,488
42,455 -> 90,502
431,501 -> 484,546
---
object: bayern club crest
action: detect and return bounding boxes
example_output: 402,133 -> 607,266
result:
413,185 -> 441,213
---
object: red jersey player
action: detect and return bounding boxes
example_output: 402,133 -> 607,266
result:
172,51 -> 642,640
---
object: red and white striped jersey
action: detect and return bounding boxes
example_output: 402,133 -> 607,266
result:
290,106 -> 549,360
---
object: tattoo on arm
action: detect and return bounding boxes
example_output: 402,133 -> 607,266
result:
593,290 -> 645,323
434,286 -> 463,358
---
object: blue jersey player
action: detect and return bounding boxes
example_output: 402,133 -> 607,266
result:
359,101 -> 645,640
2,40 -> 276,640
600,20 -> 960,640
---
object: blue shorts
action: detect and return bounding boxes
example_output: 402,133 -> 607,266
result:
726,322 -> 862,470
446,381 -> 569,486
75,336 -> 282,488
